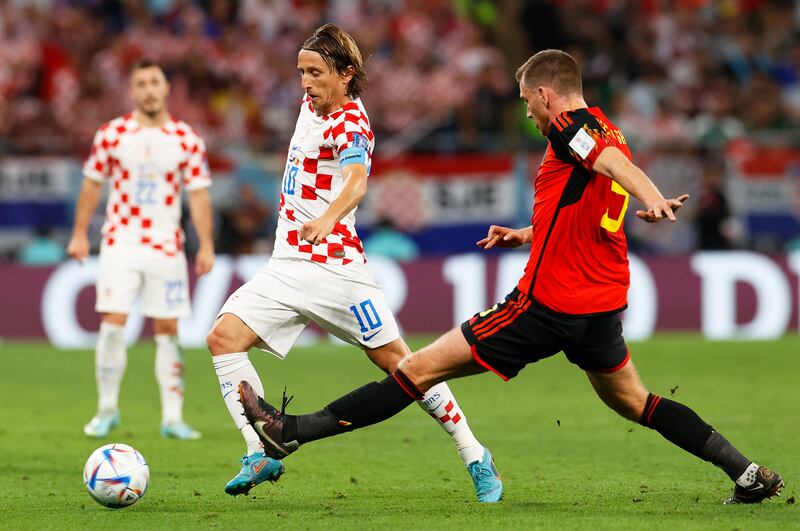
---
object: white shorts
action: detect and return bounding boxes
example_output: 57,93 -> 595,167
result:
95,244 -> 190,319
217,257 -> 400,358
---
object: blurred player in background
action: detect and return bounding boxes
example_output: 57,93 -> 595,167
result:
206,24 -> 501,502
67,60 -> 215,440
241,50 -> 784,505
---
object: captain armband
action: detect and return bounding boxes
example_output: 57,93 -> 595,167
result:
339,145 -> 368,168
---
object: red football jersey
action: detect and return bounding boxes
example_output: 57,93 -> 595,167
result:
516,107 -> 631,315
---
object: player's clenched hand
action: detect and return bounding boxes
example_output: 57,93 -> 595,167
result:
636,194 -> 690,223
195,244 -> 215,276
477,225 -> 532,249
66,234 -> 90,263
300,215 -> 336,245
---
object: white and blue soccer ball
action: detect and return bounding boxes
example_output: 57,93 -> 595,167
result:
83,443 -> 149,508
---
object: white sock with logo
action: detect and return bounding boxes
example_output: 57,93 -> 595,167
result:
213,352 -> 264,456
155,334 -> 185,425
418,382 -> 484,465
735,462 -> 760,487
95,321 -> 127,414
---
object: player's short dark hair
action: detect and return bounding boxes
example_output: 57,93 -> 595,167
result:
515,49 -> 582,96
131,59 -> 165,75
302,24 -> 367,98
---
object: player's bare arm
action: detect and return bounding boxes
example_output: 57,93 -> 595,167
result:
592,147 -> 689,223
67,178 -> 104,263
187,188 -> 215,275
476,224 -> 532,249
300,163 -> 367,245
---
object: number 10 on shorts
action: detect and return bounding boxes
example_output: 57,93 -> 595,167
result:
349,299 -> 382,333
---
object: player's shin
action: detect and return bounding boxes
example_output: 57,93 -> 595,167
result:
283,370 -> 421,445
213,352 -> 264,455
418,383 -> 483,464
155,335 -> 184,424
639,393 -> 753,482
95,321 -> 127,413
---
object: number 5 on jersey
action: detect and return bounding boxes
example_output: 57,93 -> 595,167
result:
600,180 -> 630,233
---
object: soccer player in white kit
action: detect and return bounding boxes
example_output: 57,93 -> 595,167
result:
67,60 -> 215,440
206,24 -> 502,502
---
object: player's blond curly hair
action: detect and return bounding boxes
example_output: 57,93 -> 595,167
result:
302,24 -> 367,98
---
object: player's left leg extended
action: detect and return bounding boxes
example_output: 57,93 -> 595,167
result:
366,338 -> 501,502
153,318 -> 201,440
587,359 -> 784,504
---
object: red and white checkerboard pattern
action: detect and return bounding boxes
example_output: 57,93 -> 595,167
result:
272,96 -> 374,265
83,114 -> 211,257
429,400 -> 462,425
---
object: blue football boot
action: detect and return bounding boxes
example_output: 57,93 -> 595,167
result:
161,421 -> 203,440
83,411 -> 121,438
224,452 -> 285,496
467,447 -> 503,502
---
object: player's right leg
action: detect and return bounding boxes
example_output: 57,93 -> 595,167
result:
240,327 -> 486,458
207,262 -> 310,495
587,358 -> 784,504
86,246 -> 142,438
207,313 -> 283,495
84,312 -> 128,438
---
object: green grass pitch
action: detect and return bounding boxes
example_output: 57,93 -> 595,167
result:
1,335 -> 798,530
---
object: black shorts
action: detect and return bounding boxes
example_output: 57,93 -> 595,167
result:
460,289 -> 629,381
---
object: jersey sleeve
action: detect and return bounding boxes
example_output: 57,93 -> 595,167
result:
548,110 -> 627,172
82,127 -> 112,182
330,105 -> 374,159
182,131 -> 212,191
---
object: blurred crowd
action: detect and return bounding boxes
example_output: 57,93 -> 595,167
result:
3,0 -> 800,260
1,0 -> 800,156
0,0 -> 510,155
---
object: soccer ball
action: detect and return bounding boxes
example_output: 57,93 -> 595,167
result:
83,443 -> 149,508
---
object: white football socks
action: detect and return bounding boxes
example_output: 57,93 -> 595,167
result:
95,321 -> 127,414
418,382 -> 484,465
213,352 -> 264,456
155,334 -> 185,425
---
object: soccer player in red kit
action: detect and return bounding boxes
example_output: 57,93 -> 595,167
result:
239,50 -> 784,504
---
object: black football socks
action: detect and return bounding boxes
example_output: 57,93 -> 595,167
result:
639,393 -> 751,480
282,370 -> 421,445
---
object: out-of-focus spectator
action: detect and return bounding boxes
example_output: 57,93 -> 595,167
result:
364,217 -> 419,262
17,226 -> 65,265
695,161 -> 733,250
216,184 -> 271,256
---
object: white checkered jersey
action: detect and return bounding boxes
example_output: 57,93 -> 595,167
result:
272,95 -> 375,265
83,114 -> 211,257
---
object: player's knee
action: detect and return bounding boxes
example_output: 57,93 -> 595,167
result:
154,320 -> 178,336
206,325 -> 235,355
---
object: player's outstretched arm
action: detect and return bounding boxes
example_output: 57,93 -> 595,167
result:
66,178 -> 103,263
592,147 -> 689,223
187,188 -> 215,276
300,163 -> 368,245
477,225 -> 532,249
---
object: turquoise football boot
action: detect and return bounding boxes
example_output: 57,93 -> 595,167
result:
224,452 -> 285,496
160,421 -> 203,440
467,447 -> 503,502
83,411 -> 121,438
